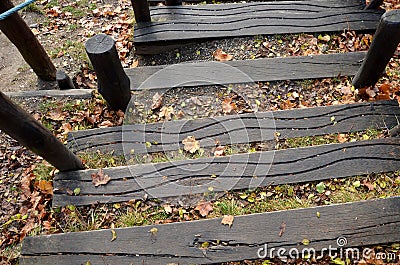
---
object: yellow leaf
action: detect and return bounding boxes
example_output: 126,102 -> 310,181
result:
110,229 -> 117,241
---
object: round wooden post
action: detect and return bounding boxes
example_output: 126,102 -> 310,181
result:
0,0 -> 56,81
365,0 -> 384,10
165,0 -> 182,6
56,70 -> 76,90
131,0 -> 151,23
0,92 -> 83,171
352,10 -> 400,89
85,34 -> 131,111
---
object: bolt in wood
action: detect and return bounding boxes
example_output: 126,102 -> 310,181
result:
352,10 -> 400,89
0,92 -> 83,171
85,34 -> 131,111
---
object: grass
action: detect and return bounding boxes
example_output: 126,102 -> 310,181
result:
79,151 -> 126,169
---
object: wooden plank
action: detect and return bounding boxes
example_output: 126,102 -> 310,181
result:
126,52 -> 366,90
150,0 -> 366,21
21,197 -> 400,264
67,100 -> 400,155
134,10 -> 383,53
54,138 -> 400,206
4,89 -> 94,99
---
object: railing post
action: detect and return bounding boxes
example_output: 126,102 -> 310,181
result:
165,0 -> 182,6
131,0 -> 151,23
0,0 -> 56,81
352,10 -> 400,89
365,0 -> 384,10
85,34 -> 131,111
0,92 -> 83,171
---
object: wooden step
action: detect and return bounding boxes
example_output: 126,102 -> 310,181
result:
126,52 -> 366,90
68,100 -> 400,156
134,9 -> 383,54
21,196 -> 400,264
54,138 -> 400,206
150,0 -> 367,21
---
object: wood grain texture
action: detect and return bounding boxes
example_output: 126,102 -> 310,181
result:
21,196 -> 400,264
126,52 -> 366,90
67,100 -> 400,155
134,10 -> 383,53
54,138 -> 400,206
4,89 -> 94,99
150,0 -> 366,21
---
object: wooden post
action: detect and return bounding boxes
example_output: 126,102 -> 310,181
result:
352,10 -> 400,89
85,34 -> 131,111
0,92 -> 83,172
131,0 -> 151,23
365,0 -> 384,10
0,0 -> 56,81
56,70 -> 76,90
165,0 -> 182,6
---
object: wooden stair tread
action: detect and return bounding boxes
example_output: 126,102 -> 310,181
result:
134,10 -> 383,54
21,196 -> 400,264
67,100 -> 400,155
150,0 -> 367,20
54,138 -> 400,206
126,52 -> 366,90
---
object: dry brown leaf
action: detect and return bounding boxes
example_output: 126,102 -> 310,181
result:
37,180 -> 53,195
159,106 -> 175,121
91,168 -> 111,187
163,204 -> 173,214
337,133 -> 348,143
99,120 -> 114,127
213,49 -> 233,61
195,201 -> 213,217
221,98 -> 237,114
152,92 -> 163,110
62,122 -> 72,134
363,180 -> 375,191
221,215 -> 234,227
46,109 -> 66,121
182,136 -> 200,153
214,146 -> 226,157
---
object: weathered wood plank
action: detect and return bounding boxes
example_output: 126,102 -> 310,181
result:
67,100 -> 400,155
54,138 -> 400,206
4,89 -> 94,99
150,0 -> 366,21
126,52 -> 366,90
21,197 -> 400,264
134,10 -> 383,54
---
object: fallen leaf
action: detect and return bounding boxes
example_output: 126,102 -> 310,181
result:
110,229 -> 117,241
163,204 -> 173,214
46,109 -> 66,121
214,146 -> 226,156
213,49 -> 233,61
302,238 -> 310,245
159,106 -> 175,120
278,221 -> 286,237
149,227 -> 158,235
91,168 -> 111,187
221,215 -> 234,227
337,133 -> 348,143
182,136 -> 200,153
221,98 -> 237,114
99,120 -> 114,127
195,201 -> 213,217
130,59 -> 139,68
152,93 -> 163,110
37,180 -> 53,195
363,180 -> 375,191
